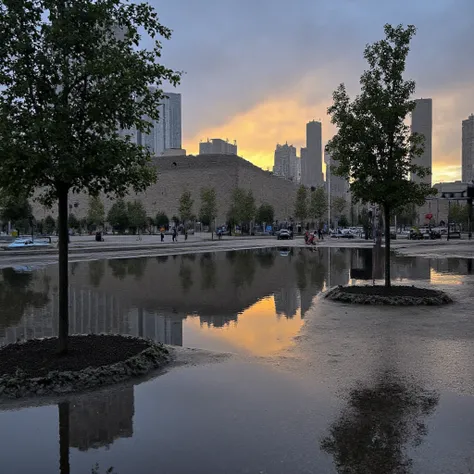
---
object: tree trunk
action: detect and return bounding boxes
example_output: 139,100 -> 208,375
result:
58,402 -> 70,474
57,184 -> 69,354
384,205 -> 391,288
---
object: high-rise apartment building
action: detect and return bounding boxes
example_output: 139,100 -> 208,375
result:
462,114 -> 474,183
139,90 -> 182,156
199,138 -> 237,155
410,98 -> 432,186
301,120 -> 323,187
273,143 -> 297,181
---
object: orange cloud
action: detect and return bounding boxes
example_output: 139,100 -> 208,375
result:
184,83 -> 472,185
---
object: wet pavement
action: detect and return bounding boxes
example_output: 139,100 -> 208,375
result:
1,247 -> 474,473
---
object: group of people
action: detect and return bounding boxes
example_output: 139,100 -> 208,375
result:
159,227 -> 187,243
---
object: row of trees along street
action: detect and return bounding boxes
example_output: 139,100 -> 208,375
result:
0,5 -> 436,357
293,185 -> 350,229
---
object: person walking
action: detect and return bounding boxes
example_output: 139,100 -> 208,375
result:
160,227 -> 165,242
172,227 -> 177,242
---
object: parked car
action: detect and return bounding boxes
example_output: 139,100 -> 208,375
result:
277,229 -> 293,240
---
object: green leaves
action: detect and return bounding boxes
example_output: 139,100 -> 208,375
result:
199,187 -> 217,227
227,188 -> 256,225
0,0 -> 181,204
326,23 -> 436,212
256,203 -> 274,225
294,185 -> 308,222
179,190 -> 194,224
310,186 -> 327,222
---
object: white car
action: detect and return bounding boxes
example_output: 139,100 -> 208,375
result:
4,238 -> 52,250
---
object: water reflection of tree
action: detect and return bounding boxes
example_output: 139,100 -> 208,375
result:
179,262 -> 193,293
255,250 -> 276,269
0,268 -> 49,331
200,253 -> 217,290
88,260 -> 106,288
107,258 -> 148,282
321,372 -> 439,474
231,250 -> 256,288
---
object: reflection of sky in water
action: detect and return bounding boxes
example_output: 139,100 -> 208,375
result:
184,296 -> 304,356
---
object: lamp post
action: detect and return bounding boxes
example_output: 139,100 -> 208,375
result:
325,152 -> 331,231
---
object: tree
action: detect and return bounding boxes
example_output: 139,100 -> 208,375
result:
310,186 -> 327,226
107,199 -> 129,233
326,24 -> 436,287
256,203 -> 275,225
127,200 -> 147,234
179,191 -> 194,226
294,186 -> 308,223
449,202 -> 468,227
332,197 -> 347,217
44,215 -> 56,235
155,212 -> 169,229
199,187 -> 217,229
227,188 -> 256,233
87,196 -> 105,230
339,215 -> 349,228
0,0 -> 180,352
397,203 -> 417,228
68,213 -> 79,230
0,192 -> 32,231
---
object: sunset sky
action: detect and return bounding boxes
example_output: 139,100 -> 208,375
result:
151,0 -> 474,183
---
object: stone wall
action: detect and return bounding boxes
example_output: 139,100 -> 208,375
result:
30,154 -> 298,224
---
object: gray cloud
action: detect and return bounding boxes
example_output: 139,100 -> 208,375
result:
147,0 -> 474,138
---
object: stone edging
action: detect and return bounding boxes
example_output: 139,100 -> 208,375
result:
324,285 -> 453,306
0,337 -> 171,399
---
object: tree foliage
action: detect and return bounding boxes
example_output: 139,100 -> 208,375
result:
179,191 -> 194,224
199,187 -> 217,227
87,196 -> 105,229
0,0 -> 180,352
44,215 -> 56,234
256,203 -> 275,225
107,199 -> 129,233
294,186 -> 308,222
332,197 -> 347,217
310,186 -> 327,223
68,213 -> 80,229
227,189 -> 256,226
127,200 -> 147,233
155,211 -> 169,229
325,24 -> 436,287
0,192 -> 32,226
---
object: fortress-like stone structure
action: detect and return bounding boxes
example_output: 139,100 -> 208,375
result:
31,154 -> 298,224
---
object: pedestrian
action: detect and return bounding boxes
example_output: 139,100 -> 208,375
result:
172,227 -> 177,242
184,228 -> 188,241
160,228 -> 164,242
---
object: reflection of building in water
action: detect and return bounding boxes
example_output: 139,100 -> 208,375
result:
199,313 -> 238,328
0,288 -> 183,347
274,287 -> 300,319
69,388 -> 134,451
127,308 -> 183,346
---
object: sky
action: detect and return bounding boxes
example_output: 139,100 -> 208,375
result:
148,0 -> 474,183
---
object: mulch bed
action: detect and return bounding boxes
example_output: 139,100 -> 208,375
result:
325,285 -> 453,305
341,285 -> 441,298
0,334 -> 150,379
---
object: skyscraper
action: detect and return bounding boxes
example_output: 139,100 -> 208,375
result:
273,143 -> 297,181
410,98 -> 432,186
462,114 -> 474,183
140,90 -> 182,156
302,120 -> 323,187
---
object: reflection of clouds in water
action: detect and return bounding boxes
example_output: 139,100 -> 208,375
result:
321,372 -> 439,474
187,295 -> 304,356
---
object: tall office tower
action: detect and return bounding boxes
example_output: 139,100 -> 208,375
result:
302,120 -> 323,187
462,114 -> 474,183
140,90 -> 182,156
199,138 -> 238,155
273,143 -> 297,181
410,98 -> 432,186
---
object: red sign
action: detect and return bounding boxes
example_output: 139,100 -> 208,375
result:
425,213 -> 433,220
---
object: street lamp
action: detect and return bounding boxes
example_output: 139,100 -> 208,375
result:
324,152 -> 331,230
